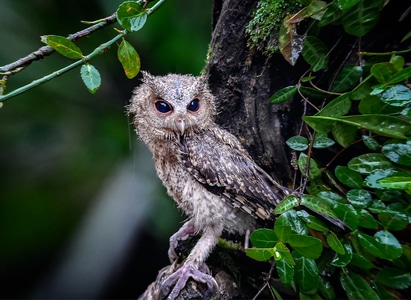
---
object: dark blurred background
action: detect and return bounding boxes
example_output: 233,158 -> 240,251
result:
0,1 -> 212,298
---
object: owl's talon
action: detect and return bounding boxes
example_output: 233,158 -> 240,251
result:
160,264 -> 218,300
168,221 -> 195,263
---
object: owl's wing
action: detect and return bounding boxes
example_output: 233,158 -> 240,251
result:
180,130 -> 285,220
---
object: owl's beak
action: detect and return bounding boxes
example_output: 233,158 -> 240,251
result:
176,118 -> 185,135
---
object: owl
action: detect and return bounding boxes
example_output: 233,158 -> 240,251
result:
129,72 -> 286,299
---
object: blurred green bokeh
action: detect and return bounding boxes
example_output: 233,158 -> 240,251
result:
0,0 -> 211,298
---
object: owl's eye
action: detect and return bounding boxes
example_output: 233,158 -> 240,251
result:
187,99 -> 200,112
155,100 -> 172,113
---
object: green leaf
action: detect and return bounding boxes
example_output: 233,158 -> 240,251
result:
319,1 -> 345,27
341,0 -> 384,37
340,271 -> 381,300
301,36 -> 329,72
288,234 -> 323,259
117,39 -> 140,79
333,203 -> 359,230
274,214 -> 293,241
80,64 -> 101,94
358,209 -> 378,229
316,94 -> 351,117
331,238 -> 353,267
286,135 -> 309,151
374,230 -> 402,260
338,0 -> 360,10
358,231 -> 399,259
274,195 -> 300,214
300,195 -> 339,220
378,204 -> 409,231
348,153 -> 393,174
359,95 -> 402,115
335,166 -> 363,189
378,176 -> 411,192
276,241 -> 295,265
41,35 -> 83,59
246,247 -> 274,261
382,142 -> 411,166
293,252 -> 319,294
313,133 -> 335,149
376,268 -> 411,289
276,254 -> 295,285
331,65 -> 363,92
362,135 -> 380,151
281,210 -> 309,235
370,62 -> 397,84
269,86 -> 297,104
327,231 -> 346,255
364,168 -> 398,189
346,189 -> 372,208
350,75 -> 373,100
340,115 -> 411,139
249,228 -> 278,248
116,1 -> 147,32
331,122 -> 357,147
387,65 -> 411,84
390,55 -> 405,72
299,86 -> 329,99
349,253 -> 374,270
298,153 -> 321,179
379,84 -> 411,107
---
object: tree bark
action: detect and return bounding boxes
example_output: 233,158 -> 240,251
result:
205,0 -> 304,186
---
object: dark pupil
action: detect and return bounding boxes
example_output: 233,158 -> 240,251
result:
155,101 -> 172,113
187,99 -> 200,112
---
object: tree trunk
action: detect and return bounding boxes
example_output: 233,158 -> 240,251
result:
205,0 -> 300,186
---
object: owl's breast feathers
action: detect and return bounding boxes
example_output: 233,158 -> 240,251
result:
179,127 -> 284,221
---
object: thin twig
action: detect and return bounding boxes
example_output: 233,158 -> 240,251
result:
0,13 -> 117,74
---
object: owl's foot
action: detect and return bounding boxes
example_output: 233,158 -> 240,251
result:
160,263 -> 218,300
168,221 -> 195,263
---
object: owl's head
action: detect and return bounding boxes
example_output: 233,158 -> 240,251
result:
129,71 -> 217,138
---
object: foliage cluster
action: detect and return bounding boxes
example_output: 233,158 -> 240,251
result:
246,0 -> 411,299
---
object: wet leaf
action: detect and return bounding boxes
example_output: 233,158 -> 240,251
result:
376,268 -> 411,289
348,153 -> 393,174
288,234 -> 323,259
313,133 -> 335,148
276,255 -> 295,285
380,84 -> 411,107
335,166 -> 363,189
274,195 -> 300,214
346,189 -> 372,208
340,271 -> 380,300
382,142 -> 411,166
286,135 -> 309,151
294,253 -> 319,294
